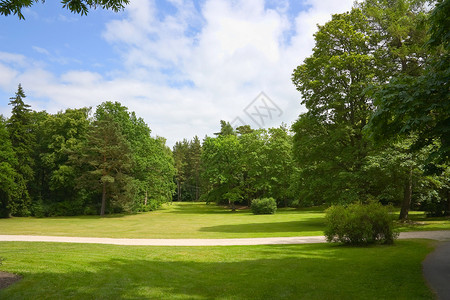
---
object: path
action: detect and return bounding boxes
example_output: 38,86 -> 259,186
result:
423,241 -> 450,300
0,230 -> 449,246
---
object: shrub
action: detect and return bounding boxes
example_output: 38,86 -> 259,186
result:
251,198 -> 277,215
324,201 -> 398,245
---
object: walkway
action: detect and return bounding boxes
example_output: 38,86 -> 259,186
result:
0,230 -> 449,246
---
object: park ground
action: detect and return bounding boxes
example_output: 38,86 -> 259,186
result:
0,202 -> 449,299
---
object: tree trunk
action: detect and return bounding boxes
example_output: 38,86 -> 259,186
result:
144,189 -> 148,206
399,168 -> 413,220
445,190 -> 450,216
229,200 -> 236,212
100,181 -> 106,216
177,180 -> 181,202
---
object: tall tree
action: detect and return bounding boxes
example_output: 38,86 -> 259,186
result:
291,9 -> 379,204
367,0 -> 449,164
35,108 -> 90,215
6,84 -> 34,215
202,134 -> 242,210
0,116 -> 21,217
72,114 -> 132,216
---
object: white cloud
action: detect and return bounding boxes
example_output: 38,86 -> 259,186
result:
0,0 -> 354,147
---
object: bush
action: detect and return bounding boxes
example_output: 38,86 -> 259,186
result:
251,198 -> 277,215
324,201 -> 398,245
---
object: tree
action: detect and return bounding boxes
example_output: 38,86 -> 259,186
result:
0,116 -> 20,217
291,1 -> 434,210
72,114 -> 132,216
34,108 -> 90,216
291,9 -> 379,205
0,0 -> 130,19
201,134 -> 242,210
6,84 -> 35,215
367,0 -> 449,164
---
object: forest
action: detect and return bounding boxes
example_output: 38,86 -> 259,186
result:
0,0 -> 448,220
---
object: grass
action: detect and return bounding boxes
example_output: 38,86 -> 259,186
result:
0,202 -> 448,239
0,202 -> 326,239
395,210 -> 450,232
0,240 -> 436,299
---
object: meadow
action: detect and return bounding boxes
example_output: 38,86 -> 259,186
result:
0,202 -> 448,239
0,240 -> 436,299
1,202 -> 448,299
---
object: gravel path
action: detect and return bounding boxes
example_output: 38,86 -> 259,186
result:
0,230 -> 449,246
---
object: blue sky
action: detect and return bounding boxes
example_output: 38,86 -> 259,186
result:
0,0 -> 354,147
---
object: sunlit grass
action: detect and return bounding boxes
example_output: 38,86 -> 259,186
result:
0,240 -> 435,299
0,202 -> 448,239
0,202 -> 326,239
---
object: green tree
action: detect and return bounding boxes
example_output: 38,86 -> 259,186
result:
291,1 -> 434,210
0,116 -> 21,217
291,9 -> 378,205
6,84 -> 35,215
367,0 -> 449,164
35,108 -> 90,215
72,114 -> 132,216
201,134 -> 242,210
95,101 -> 175,210
1,0 -> 130,19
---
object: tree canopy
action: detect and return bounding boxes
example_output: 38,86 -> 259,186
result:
0,0 -> 130,19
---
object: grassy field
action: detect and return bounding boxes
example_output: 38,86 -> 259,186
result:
0,202 -> 326,238
0,202 -> 448,239
0,240 -> 436,299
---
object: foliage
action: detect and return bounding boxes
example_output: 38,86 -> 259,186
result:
0,116 -> 20,217
290,0 -> 441,219
5,84 -> 35,216
201,122 -> 296,208
173,136 -> 202,202
0,0 -> 130,19
324,201 -> 398,245
251,197 -> 277,215
367,0 -> 449,164
71,113 -> 133,216
95,101 -> 175,211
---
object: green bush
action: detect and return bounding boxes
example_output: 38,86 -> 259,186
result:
251,198 -> 277,215
324,201 -> 398,245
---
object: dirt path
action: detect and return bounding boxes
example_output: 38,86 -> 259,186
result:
0,230 -> 449,246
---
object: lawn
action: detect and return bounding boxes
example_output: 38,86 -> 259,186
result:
0,202 -> 326,239
0,240 -> 436,299
0,202 -> 448,239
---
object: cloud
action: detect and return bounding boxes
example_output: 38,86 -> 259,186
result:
32,46 -> 50,56
0,0 -> 354,147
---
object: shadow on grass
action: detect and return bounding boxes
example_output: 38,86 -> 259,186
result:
199,219 -> 325,233
0,241 -> 434,300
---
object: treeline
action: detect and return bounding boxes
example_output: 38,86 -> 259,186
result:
1,0 -> 448,220
173,122 -> 295,208
173,0 -> 449,219
0,87 -> 175,217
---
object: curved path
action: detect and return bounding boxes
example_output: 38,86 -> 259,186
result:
423,241 -> 450,300
0,230 -> 449,246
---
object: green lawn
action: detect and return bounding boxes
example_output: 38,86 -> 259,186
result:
0,240 -> 435,299
0,202 -> 326,239
0,202 -> 448,239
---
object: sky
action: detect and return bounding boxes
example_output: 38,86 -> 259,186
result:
0,0 -> 354,147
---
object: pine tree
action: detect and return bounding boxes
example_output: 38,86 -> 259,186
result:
72,115 -> 133,216
5,84 -> 35,215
